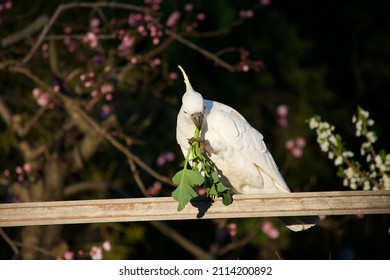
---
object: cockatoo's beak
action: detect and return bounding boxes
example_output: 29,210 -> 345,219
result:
190,112 -> 203,129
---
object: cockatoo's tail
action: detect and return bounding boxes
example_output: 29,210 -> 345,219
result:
178,65 -> 193,92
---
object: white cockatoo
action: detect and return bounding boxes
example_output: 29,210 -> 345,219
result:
176,66 -> 319,231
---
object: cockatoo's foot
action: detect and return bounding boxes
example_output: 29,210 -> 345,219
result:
188,137 -> 214,155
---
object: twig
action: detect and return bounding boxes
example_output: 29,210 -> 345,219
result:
150,221 -> 212,260
216,221 -> 262,256
1,64 -> 175,186
0,228 -> 19,259
164,29 -> 235,72
11,240 -> 56,258
0,15 -> 49,49
21,2 -> 146,65
184,18 -> 245,39
128,158 -> 149,197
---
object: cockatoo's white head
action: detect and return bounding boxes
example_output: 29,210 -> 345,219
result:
178,66 -> 204,128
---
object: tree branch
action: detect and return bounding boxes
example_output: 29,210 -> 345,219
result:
164,29 -> 235,72
21,2 -> 148,65
0,15 -> 49,49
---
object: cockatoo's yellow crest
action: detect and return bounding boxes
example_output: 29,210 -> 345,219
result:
178,65 -> 193,93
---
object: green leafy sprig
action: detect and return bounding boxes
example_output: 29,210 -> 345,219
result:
172,127 -> 233,211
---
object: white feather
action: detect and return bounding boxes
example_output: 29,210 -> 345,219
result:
176,66 -> 319,231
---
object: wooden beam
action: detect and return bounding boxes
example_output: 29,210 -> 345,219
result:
1,191 -> 389,227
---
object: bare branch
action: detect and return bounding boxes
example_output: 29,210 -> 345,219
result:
0,97 -> 12,126
128,158 -> 149,197
0,228 -> 19,259
1,63 -> 175,186
150,221 -> 213,260
216,221 -> 262,256
21,2 -> 147,65
0,15 -> 49,49
164,29 -> 235,72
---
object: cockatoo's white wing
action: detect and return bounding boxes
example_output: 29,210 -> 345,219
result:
204,100 -> 290,194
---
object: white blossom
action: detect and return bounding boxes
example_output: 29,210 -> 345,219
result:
309,117 -> 319,129
342,151 -> 354,158
363,181 -> 371,190
366,131 -> 377,143
334,156 -> 343,166
355,119 -> 363,136
383,174 -> 390,190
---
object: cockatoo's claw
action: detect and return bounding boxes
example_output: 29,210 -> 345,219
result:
188,137 -> 214,155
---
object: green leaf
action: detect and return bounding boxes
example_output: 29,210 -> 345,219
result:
172,169 -> 204,211
221,190 -> 234,206
211,171 -> 229,192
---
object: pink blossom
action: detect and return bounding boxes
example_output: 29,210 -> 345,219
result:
64,26 -> 72,34
197,187 -> 206,195
137,25 -> 145,33
260,0 -> 271,6
295,137 -> 306,148
78,249 -> 84,256
239,10 -> 254,19
166,11 -> 181,27
102,240 -> 111,252
228,223 -> 237,237
169,72 -> 178,80
261,221 -> 280,239
64,251 -> 74,260
196,13 -> 206,21
32,88 -> 41,98
90,18 -> 100,29
241,64 -> 250,72
156,155 -> 166,167
89,246 -> 103,260
152,37 -> 160,45
153,181 -> 162,191
156,151 -> 175,166
128,13 -> 143,26
285,139 -> 295,150
4,1 -> 12,10
84,32 -> 98,49
101,84 -> 114,94
276,104 -> 288,118
118,34 -> 135,53
3,169 -> 10,177
53,85 -> 60,92
41,43 -> 49,52
184,3 -> 193,12
41,43 -> 49,57
17,174 -> 24,182
15,166 -> 23,174
23,163 -> 31,173
37,93 -> 50,107
84,80 -> 93,88
150,58 -> 161,68
91,90 -> 99,97
130,57 -> 138,64
147,181 -> 162,196
291,147 -> 303,158
105,93 -> 113,101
